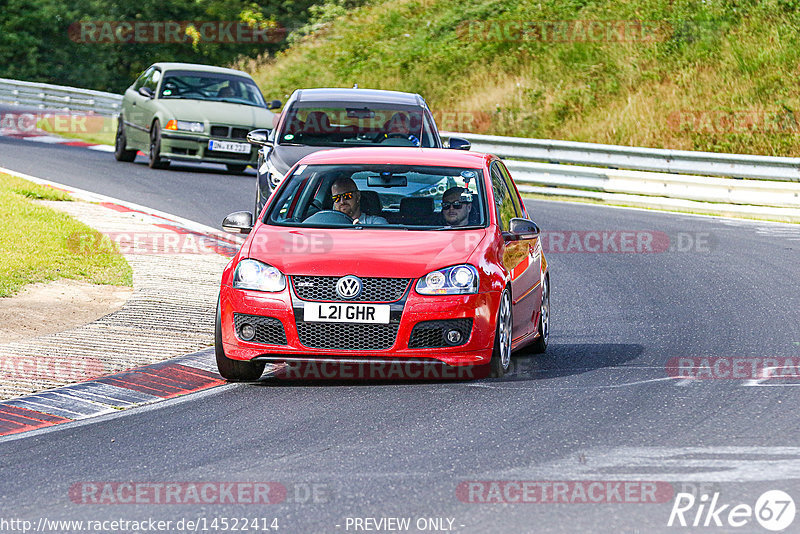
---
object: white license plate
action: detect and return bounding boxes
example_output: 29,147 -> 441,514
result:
304,303 -> 390,324
208,140 -> 251,154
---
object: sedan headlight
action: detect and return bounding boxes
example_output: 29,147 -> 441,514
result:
261,159 -> 286,189
165,120 -> 205,133
416,264 -> 479,295
233,259 -> 286,292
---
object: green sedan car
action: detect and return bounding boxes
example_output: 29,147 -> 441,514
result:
115,62 -> 280,172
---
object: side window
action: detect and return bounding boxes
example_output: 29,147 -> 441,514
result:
143,69 -> 161,92
497,162 -> 525,219
132,67 -> 154,91
490,163 -> 519,231
421,111 -> 439,148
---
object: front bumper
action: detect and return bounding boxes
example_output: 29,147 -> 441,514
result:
219,284 -> 499,367
160,132 -> 257,165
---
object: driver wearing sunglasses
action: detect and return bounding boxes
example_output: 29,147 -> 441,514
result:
331,176 -> 388,225
441,186 -> 473,226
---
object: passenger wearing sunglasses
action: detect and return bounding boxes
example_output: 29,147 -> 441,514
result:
331,177 -> 388,225
441,187 -> 473,226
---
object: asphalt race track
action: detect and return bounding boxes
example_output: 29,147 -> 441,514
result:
1,137 -> 800,533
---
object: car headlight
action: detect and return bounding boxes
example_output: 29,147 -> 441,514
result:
233,259 -> 286,292
416,264 -> 479,295
261,159 -> 286,188
165,120 -> 205,133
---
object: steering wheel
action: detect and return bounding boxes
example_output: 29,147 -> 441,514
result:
303,210 -> 354,224
304,199 -> 324,219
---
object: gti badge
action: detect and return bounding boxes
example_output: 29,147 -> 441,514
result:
336,275 -> 362,300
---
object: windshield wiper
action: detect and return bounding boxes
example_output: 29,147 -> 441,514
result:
431,225 -> 484,231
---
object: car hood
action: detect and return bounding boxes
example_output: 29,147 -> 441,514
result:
245,226 -> 488,278
268,145 -> 334,175
158,100 -> 274,128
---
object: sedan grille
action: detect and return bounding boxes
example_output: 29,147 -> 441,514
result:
292,276 -> 410,302
408,319 -> 473,348
210,125 -> 229,138
234,313 -> 287,345
296,322 -> 399,350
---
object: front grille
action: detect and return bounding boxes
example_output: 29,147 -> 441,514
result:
292,276 -> 410,302
296,322 -> 399,350
234,313 -> 287,345
210,125 -> 229,137
408,319 -> 473,348
231,128 -> 249,139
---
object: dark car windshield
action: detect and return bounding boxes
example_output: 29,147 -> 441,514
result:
266,164 -> 486,229
277,103 -> 438,147
159,70 -> 267,108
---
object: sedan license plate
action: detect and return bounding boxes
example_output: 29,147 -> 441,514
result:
208,140 -> 251,154
304,303 -> 390,324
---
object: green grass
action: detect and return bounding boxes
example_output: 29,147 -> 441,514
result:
0,173 -> 132,297
241,0 -> 800,156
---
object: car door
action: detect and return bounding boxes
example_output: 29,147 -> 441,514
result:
136,68 -> 162,142
123,67 -> 159,147
490,161 -> 540,343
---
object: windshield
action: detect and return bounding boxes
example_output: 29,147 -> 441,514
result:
159,70 -> 267,108
266,164 -> 486,229
277,103 -> 438,147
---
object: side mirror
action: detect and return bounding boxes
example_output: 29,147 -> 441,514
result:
267,99 -> 282,110
448,137 -> 471,151
222,211 -> 254,234
138,86 -> 155,99
507,218 -> 540,240
246,129 -> 273,147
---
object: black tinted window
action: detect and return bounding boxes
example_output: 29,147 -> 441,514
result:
490,163 -> 518,231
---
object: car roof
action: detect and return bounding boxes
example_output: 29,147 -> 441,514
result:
297,147 -> 492,168
293,88 -> 424,106
151,62 -> 255,79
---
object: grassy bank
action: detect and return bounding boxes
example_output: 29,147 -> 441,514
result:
0,174 -> 132,297
242,0 -> 800,156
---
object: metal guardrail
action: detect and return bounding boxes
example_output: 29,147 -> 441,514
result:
0,78 -> 122,116
455,132 -> 800,183
504,160 -> 800,209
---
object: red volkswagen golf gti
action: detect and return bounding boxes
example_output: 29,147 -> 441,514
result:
216,147 -> 549,380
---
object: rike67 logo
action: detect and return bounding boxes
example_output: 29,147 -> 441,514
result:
668,490 -> 796,531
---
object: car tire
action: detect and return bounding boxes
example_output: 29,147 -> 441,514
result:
114,117 -> 137,162
489,289 -> 513,378
215,298 -> 266,381
226,164 -> 248,173
148,120 -> 169,170
530,275 -> 550,354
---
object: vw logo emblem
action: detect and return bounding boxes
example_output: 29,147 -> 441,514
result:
336,275 -> 362,300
